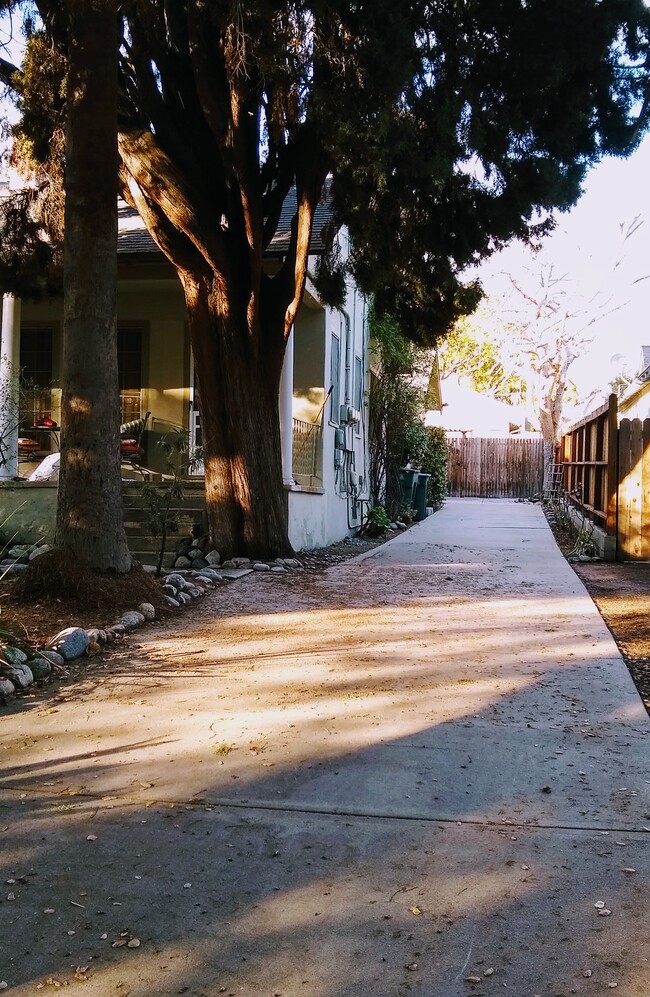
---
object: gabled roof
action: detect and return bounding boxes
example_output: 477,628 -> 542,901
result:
117,189 -> 332,260
639,345 -> 650,381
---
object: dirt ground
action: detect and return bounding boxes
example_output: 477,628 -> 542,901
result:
2,517 -> 649,715
0,534 -> 388,651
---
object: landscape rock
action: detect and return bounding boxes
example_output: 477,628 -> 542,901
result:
232,557 -> 251,567
221,559 -> 235,568
164,596 -> 180,608
253,562 -> 271,571
174,555 -> 192,569
48,627 -> 90,661
187,548 -> 205,561
205,550 -> 221,566
30,657 -> 52,680
119,611 -> 145,630
0,678 -> 15,697
138,602 -> 156,621
284,558 -> 301,568
2,563 -> 28,576
177,591 -> 191,605
39,650 -> 65,669
86,628 -> 108,645
165,573 -> 190,591
0,662 -> 33,689
2,646 -> 28,667
192,556 -> 209,569
271,566 -> 286,572
108,624 -> 126,637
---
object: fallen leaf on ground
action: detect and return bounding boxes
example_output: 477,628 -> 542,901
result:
409,906 -> 421,916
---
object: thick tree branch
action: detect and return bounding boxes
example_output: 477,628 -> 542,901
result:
0,54 -> 21,90
118,127 -> 230,281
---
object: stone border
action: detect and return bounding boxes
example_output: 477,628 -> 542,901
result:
0,556 -> 305,700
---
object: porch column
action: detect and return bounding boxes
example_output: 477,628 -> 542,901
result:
279,327 -> 295,486
0,294 -> 21,480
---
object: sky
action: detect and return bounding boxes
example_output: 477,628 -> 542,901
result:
2,11 -> 649,420
474,135 -> 650,407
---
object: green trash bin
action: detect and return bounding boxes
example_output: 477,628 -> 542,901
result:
398,467 -> 418,511
413,472 -> 431,521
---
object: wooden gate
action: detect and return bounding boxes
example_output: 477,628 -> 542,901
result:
447,437 -> 544,498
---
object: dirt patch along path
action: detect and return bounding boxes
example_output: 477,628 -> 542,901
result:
1,498 -> 649,996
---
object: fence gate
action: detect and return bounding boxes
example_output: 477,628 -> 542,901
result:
447,437 -> 544,498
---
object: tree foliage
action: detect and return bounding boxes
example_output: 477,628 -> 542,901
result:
1,1 -> 649,553
368,305 -> 448,517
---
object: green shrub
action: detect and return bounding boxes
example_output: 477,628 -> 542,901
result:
362,504 -> 392,537
421,426 -> 449,508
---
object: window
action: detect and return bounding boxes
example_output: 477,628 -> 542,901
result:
117,328 -> 143,423
354,355 -> 363,413
20,328 -> 54,427
330,333 -> 340,422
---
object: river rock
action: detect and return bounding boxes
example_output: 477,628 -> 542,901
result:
165,573 -> 190,590
119,611 -> 145,630
39,650 -> 65,669
253,562 -> 271,571
47,627 -> 89,661
0,678 -> 15,697
164,596 -> 180,608
30,657 -> 52,680
138,602 -> 156,621
2,646 -> 28,667
0,662 -> 33,689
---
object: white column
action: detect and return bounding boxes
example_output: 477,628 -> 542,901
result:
279,327 -> 295,486
0,294 -> 21,480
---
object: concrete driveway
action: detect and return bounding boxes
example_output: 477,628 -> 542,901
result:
1,498 -> 649,996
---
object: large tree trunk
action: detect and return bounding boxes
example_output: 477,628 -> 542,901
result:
183,274 -> 292,560
55,1 -> 131,572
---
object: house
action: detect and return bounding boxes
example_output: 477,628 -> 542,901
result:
0,195 -> 370,553
618,346 -> 650,421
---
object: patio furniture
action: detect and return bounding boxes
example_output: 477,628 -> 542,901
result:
120,411 -> 151,468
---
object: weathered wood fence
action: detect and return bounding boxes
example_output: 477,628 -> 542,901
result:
447,436 -> 544,498
561,393 -> 650,561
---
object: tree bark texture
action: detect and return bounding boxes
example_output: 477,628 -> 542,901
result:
182,274 -> 289,559
55,1 -> 131,572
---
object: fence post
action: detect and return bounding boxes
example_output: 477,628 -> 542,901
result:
606,392 -> 618,540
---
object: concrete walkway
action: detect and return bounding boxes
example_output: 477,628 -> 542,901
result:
1,498 -> 649,996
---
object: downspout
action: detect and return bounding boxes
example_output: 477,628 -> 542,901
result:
343,309 -> 352,408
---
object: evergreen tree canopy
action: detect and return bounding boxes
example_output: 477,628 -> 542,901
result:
2,0 -> 649,557
2,0 -> 649,340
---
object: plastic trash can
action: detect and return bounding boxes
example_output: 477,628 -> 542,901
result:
413,473 -> 431,521
398,467 -> 419,510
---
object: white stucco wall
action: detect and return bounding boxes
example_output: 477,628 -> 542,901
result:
288,265 -> 371,551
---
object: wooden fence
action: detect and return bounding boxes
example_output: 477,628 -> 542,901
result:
447,436 -> 544,498
561,393 -> 650,561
